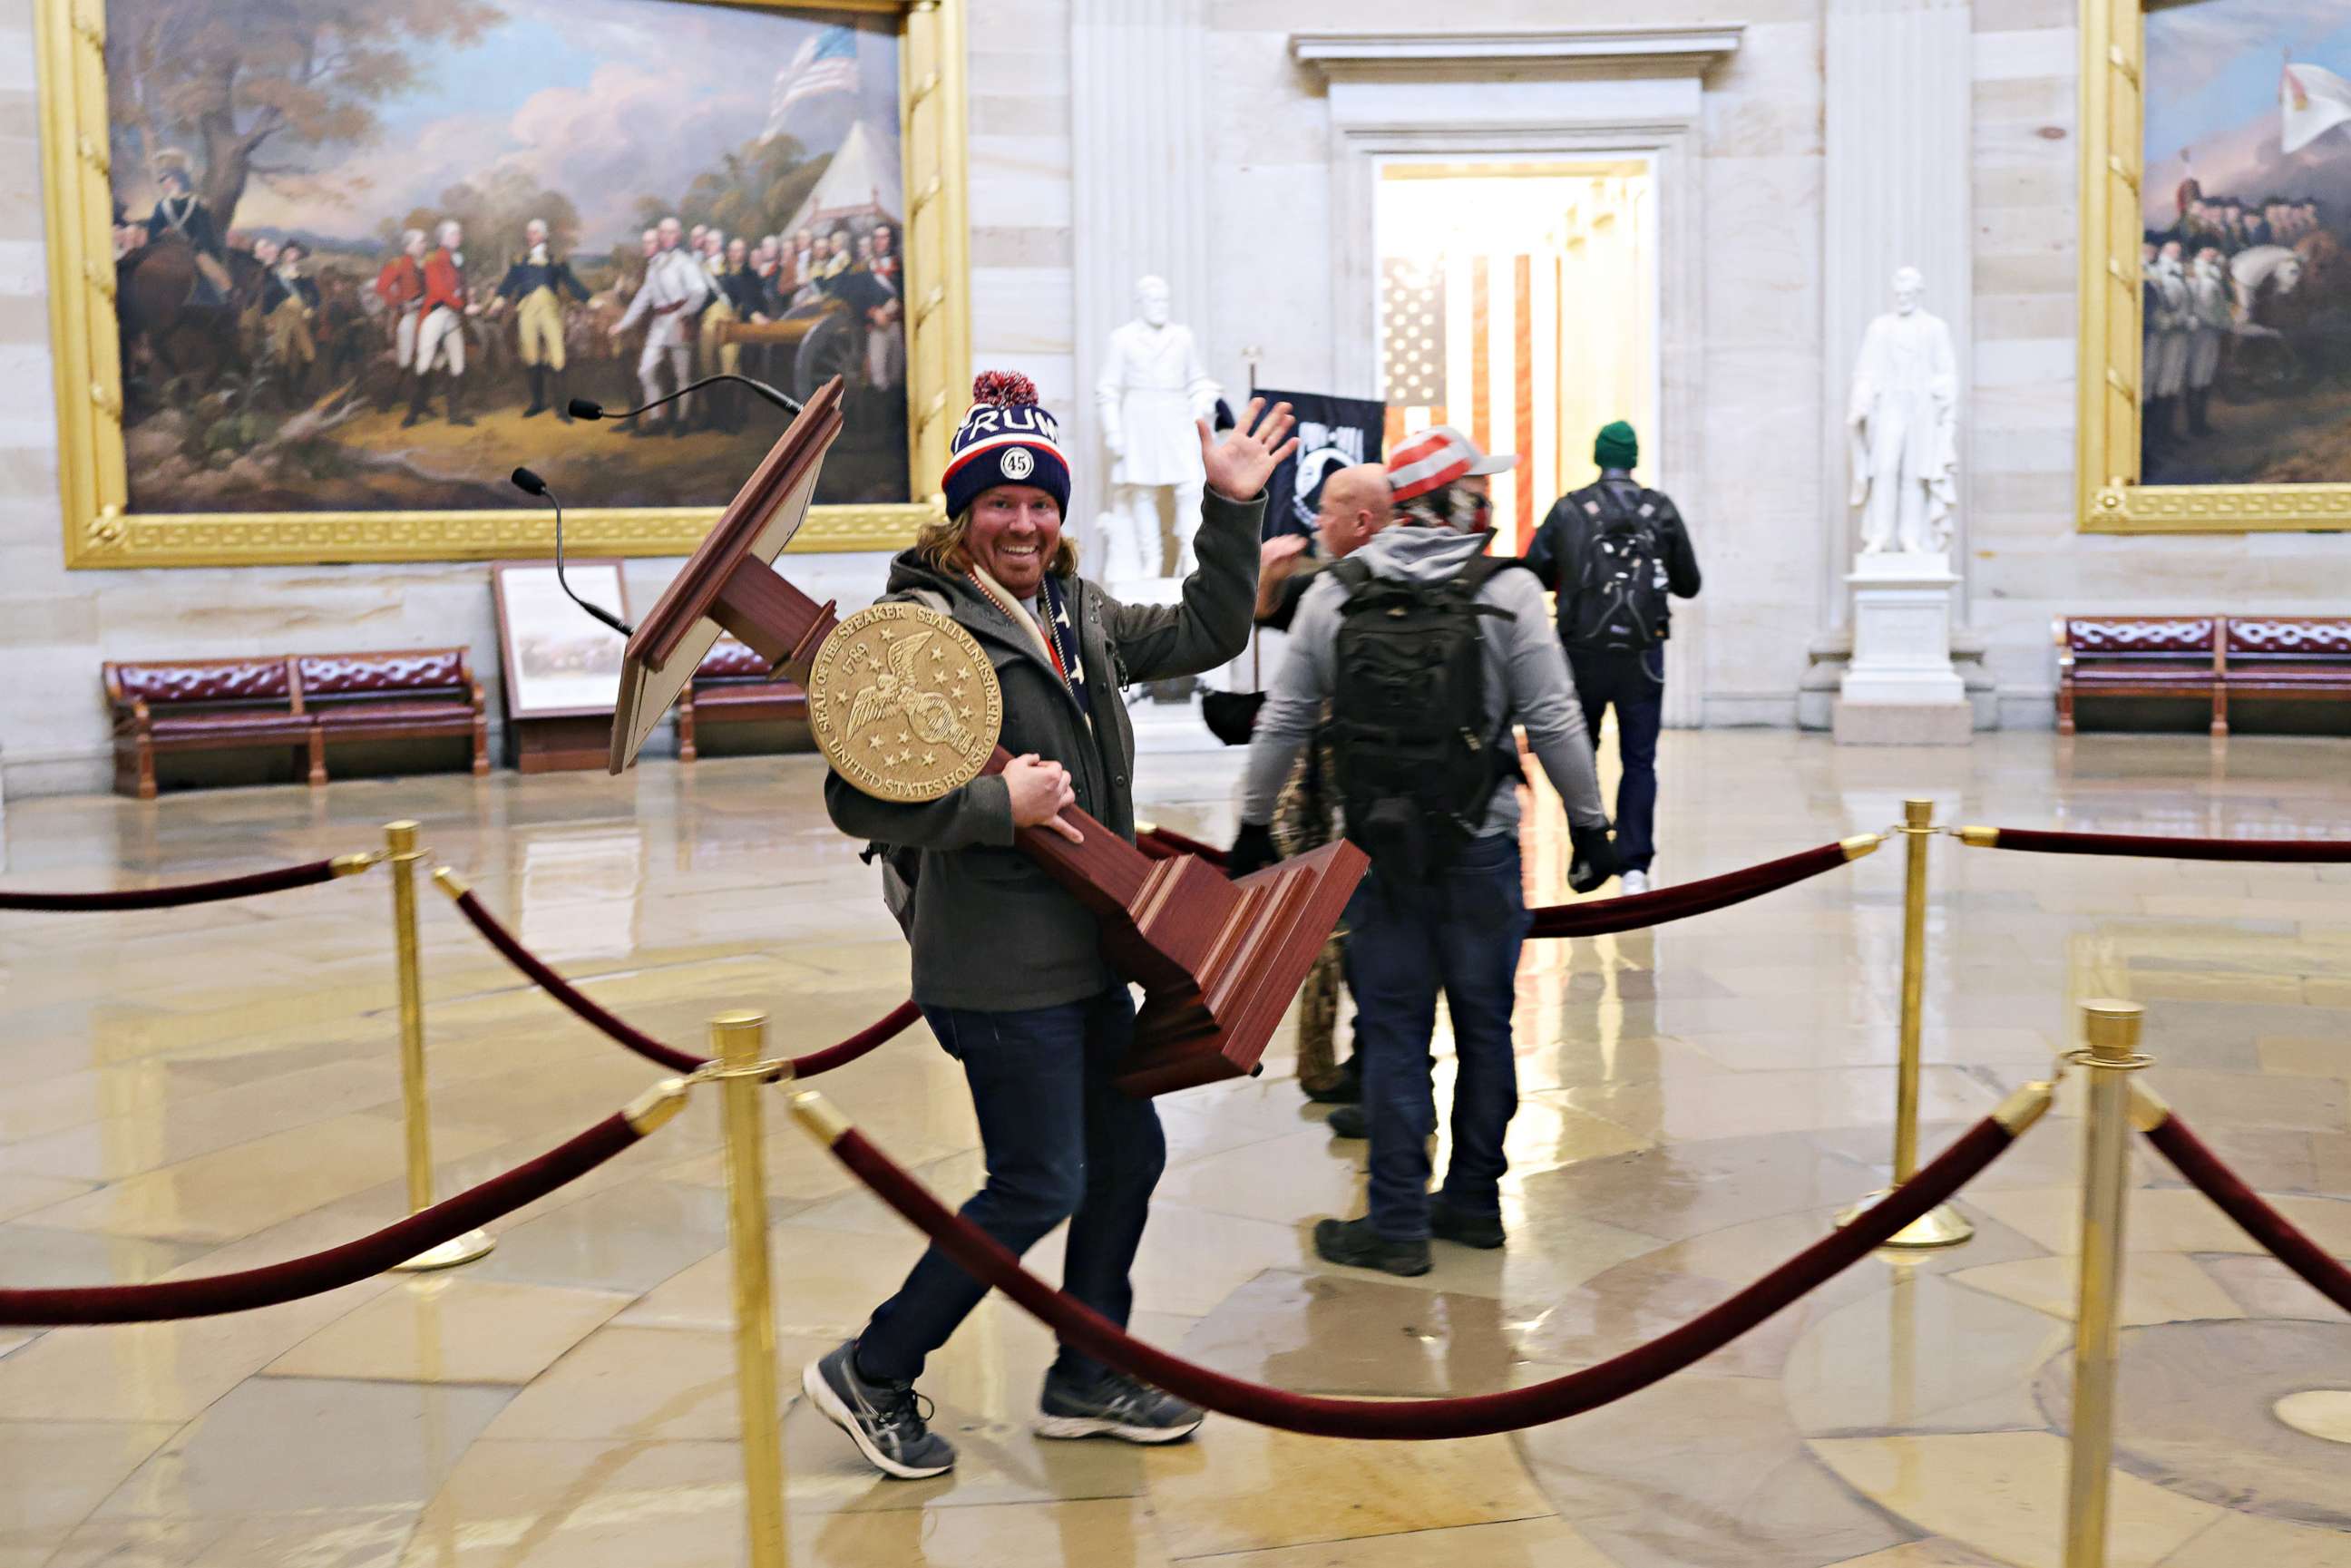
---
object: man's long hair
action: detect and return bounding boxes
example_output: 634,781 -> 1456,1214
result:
915,509 -> 1080,579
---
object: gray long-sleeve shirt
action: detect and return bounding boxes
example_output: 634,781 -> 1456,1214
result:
1238,524 -> 1611,835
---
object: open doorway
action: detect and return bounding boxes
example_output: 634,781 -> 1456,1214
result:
1373,161 -> 1658,553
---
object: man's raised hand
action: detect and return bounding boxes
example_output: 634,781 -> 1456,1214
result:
1198,398 -> 1301,501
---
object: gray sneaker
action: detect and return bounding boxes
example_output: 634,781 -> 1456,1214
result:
1036,1367 -> 1205,1444
803,1340 -> 955,1479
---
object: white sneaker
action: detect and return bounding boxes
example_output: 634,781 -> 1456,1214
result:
1619,869 -> 1651,895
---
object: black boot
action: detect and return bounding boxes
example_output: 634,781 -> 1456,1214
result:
402,371 -> 430,428
522,365 -> 548,418
446,374 -> 473,427
2188,387 -> 2211,437
1312,1216 -> 1429,1277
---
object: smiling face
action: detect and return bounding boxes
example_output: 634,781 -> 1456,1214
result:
965,484 -> 1062,596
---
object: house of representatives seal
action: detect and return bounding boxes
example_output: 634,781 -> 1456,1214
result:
808,602 -> 1004,802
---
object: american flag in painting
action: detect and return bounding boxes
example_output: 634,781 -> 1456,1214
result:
762,25 -> 861,142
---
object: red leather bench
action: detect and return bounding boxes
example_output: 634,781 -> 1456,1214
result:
2217,616 -> 2351,735
105,657 -> 311,800
677,638 -> 809,763
2056,615 -> 2351,736
293,648 -> 488,784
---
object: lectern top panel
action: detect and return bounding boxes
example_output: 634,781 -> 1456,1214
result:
607,377 -> 847,775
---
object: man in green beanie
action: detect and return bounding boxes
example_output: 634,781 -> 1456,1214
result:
1523,420 -> 1702,895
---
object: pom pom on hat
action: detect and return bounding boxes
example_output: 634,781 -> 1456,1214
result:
970,369 -> 1039,408
944,368 -> 1071,520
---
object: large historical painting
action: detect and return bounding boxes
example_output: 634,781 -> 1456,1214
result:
38,0 -> 970,566
2078,0 -> 2351,530
2142,1 -> 2351,484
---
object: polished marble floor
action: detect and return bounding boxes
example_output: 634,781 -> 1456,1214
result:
1,729 -> 2347,1568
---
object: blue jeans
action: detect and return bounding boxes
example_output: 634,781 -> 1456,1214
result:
1570,646 -> 1665,872
1349,832 -> 1531,1241
857,987 -> 1165,1384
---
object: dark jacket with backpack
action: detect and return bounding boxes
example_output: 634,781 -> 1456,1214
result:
824,489 -> 1265,1011
1238,525 -> 1610,872
1523,475 -> 1702,652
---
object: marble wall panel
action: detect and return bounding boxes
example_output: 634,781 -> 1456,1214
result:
1702,21 -> 1827,160
1205,162 -> 1335,395
1704,155 -> 1825,352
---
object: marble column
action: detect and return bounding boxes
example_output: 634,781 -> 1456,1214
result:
1816,0 -> 1975,641
1070,0 -> 1212,554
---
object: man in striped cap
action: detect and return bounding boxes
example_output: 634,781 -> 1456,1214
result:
1228,424 -> 1616,1277
807,370 -> 1301,1478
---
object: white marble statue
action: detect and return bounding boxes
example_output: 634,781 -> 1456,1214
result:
1097,275 -> 1221,578
1847,267 -> 1959,557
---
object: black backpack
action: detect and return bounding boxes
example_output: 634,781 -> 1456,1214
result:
1564,484 -> 1671,651
1326,552 -> 1525,882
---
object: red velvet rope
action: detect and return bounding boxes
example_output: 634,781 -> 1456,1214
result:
1528,841 -> 1854,939
820,1113 -> 2014,1439
0,858 -> 345,912
781,1000 -> 924,1079
445,887 -> 919,1078
1972,827 -> 2351,863
1142,829 -> 1857,939
2141,1112 -> 2351,1316
0,1112 -> 643,1326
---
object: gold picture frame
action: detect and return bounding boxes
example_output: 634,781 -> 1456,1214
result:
2077,0 -> 2351,533
35,0 -> 969,569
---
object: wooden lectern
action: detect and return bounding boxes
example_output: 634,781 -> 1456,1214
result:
611,378 -> 1366,1096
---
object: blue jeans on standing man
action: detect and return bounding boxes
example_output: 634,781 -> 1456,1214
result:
1569,645 -> 1665,873
856,986 -> 1165,1384
1349,831 -> 1532,1242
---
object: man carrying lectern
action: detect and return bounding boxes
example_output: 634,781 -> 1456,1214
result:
803,370 -> 1297,1479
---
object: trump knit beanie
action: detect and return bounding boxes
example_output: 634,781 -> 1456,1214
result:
942,371 -> 1071,520
1594,420 -> 1639,471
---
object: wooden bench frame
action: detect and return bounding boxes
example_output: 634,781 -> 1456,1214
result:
2055,615 -> 2351,737
106,657 -> 311,801
106,649 -> 489,799
677,639 -> 810,763
291,648 -> 489,784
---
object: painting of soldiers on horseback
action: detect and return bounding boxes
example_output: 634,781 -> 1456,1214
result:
2141,0 -> 2351,485
104,0 -> 912,517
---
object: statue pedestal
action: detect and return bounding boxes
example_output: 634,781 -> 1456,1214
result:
1834,552 -> 1971,746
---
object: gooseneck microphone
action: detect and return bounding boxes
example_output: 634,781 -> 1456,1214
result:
567,372 -> 805,424
509,467 -> 634,638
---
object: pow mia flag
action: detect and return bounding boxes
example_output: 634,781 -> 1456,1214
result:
1255,388 -> 1386,540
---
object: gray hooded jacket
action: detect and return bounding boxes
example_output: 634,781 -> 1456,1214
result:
1239,524 -> 1610,836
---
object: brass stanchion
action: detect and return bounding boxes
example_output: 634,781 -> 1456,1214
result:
2063,999 -> 2146,1568
385,820 -> 493,1271
716,1011 -> 787,1568
1838,797 -> 1974,1248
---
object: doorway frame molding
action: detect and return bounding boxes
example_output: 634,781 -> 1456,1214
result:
1293,26 -> 1742,728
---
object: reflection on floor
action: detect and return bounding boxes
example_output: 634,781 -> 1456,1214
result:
1,730 -> 2346,1567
